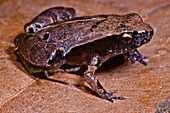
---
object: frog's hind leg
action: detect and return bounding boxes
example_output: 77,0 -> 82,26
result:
84,55 -> 125,102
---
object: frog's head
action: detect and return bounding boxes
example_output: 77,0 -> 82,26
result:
119,30 -> 154,48
116,13 -> 154,49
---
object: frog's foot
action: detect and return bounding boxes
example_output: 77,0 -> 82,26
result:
100,91 -> 125,103
96,79 -> 125,102
128,49 -> 148,65
84,56 -> 125,102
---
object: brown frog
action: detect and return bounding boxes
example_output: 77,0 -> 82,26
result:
14,7 -> 154,102
24,7 -> 75,33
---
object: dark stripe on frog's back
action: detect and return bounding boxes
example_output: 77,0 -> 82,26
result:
36,13 -> 142,55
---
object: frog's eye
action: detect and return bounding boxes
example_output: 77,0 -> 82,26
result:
43,32 -> 49,40
120,33 -> 133,45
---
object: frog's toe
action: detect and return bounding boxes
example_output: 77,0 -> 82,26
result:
137,57 -> 148,65
128,49 -> 148,65
101,92 -> 125,103
128,54 -> 148,65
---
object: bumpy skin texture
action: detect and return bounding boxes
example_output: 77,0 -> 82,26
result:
15,7 -> 154,102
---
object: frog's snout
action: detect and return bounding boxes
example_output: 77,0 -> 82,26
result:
134,29 -> 154,47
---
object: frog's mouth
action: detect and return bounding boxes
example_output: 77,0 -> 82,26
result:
133,30 -> 154,47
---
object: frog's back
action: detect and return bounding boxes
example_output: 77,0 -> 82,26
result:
35,13 -> 153,56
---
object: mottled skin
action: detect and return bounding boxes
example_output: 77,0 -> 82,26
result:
15,7 -> 154,102
35,14 -> 153,55
24,7 -> 75,33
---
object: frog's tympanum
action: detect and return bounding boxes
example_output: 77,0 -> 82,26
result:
14,7 -> 154,102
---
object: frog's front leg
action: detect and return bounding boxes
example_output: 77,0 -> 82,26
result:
127,49 -> 148,65
84,56 -> 125,102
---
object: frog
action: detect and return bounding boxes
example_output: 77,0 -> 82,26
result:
14,7 -> 154,102
24,6 -> 75,33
